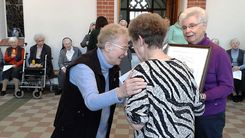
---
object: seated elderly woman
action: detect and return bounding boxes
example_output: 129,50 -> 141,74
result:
56,37 -> 82,95
28,34 -> 54,78
0,37 -> 24,96
226,38 -> 245,102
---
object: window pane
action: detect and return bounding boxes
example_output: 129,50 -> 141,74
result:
130,11 -> 148,20
154,0 -> 165,9
147,0 -> 152,8
129,0 -> 150,9
123,0 -> 169,23
120,10 -> 127,20
121,0 -> 128,8
5,0 -> 24,37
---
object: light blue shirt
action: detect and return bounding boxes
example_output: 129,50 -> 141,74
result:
167,22 -> 188,44
231,49 -> 245,70
70,48 -> 121,138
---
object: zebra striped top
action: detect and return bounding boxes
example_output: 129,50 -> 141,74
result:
125,59 -> 205,138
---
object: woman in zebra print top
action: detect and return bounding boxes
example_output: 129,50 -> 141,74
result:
125,13 -> 205,138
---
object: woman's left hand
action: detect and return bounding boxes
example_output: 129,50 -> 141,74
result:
116,77 -> 147,99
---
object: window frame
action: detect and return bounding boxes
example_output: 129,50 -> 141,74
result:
4,0 -> 25,38
119,0 -> 179,24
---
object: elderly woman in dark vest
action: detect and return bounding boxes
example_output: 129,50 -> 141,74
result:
0,37 -> 24,96
227,38 -> 245,102
56,37 -> 82,95
51,23 -> 147,138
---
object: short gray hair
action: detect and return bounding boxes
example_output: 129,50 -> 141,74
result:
179,7 -> 208,26
230,38 -> 240,45
97,23 -> 128,49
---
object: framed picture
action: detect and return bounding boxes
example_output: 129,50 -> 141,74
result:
166,44 -> 212,92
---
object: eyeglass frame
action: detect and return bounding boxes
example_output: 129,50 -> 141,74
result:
181,22 -> 203,31
110,42 -> 129,51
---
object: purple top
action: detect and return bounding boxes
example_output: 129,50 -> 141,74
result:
195,34 -> 233,116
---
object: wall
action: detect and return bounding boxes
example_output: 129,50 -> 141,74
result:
178,0 -> 188,13
23,0 -> 96,69
187,0 -> 206,9
0,0 -> 6,38
206,0 -> 245,49
97,0 -> 115,23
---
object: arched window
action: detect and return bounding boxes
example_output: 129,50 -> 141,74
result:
119,0 -> 178,24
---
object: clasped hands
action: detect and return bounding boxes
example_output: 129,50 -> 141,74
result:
232,66 -> 240,71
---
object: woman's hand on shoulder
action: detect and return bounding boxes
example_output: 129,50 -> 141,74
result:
116,77 -> 147,99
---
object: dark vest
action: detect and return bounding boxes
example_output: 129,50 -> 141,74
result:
52,48 -> 119,138
6,46 -> 23,63
227,49 -> 244,66
227,49 -> 245,90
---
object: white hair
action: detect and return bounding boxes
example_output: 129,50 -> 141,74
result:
179,7 -> 208,26
8,37 -> 18,43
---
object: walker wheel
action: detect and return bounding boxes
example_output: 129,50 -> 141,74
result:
15,90 -> 24,99
32,89 -> 42,99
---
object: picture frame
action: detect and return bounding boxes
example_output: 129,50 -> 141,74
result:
166,44 -> 212,92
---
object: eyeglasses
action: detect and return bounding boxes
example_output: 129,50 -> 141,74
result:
110,42 -> 129,51
181,22 -> 203,30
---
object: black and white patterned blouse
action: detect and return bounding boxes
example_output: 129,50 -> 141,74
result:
125,59 -> 205,138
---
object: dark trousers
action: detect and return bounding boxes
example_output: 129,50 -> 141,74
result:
2,66 -> 22,80
195,112 -> 225,138
234,79 -> 243,94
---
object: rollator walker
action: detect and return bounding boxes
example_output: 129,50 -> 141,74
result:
15,53 -> 48,99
